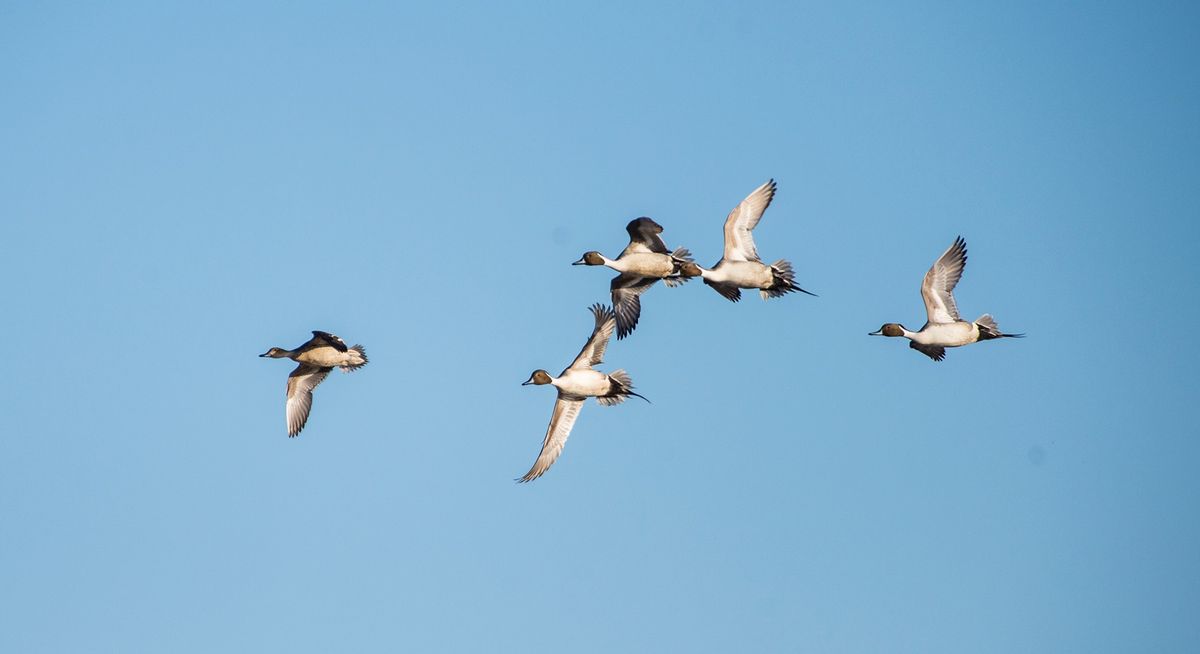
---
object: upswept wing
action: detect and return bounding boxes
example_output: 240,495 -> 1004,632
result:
920,236 -> 967,324
519,396 -> 585,482
621,217 -> 669,256
309,331 -> 349,352
568,304 -> 617,370
722,179 -> 776,262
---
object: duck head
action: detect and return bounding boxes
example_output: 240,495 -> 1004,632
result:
259,347 -> 289,358
868,323 -> 906,337
572,251 -> 606,266
522,370 -> 553,386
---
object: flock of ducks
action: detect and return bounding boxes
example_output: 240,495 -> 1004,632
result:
260,179 -> 1023,481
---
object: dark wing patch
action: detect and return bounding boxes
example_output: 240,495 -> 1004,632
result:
703,278 -> 742,303
625,217 -> 669,254
311,331 -> 349,352
909,342 -> 946,361
610,274 -> 658,339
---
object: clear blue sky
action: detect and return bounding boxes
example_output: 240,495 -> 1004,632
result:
2,2 -> 1198,652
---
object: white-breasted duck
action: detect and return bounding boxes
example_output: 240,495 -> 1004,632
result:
260,331 -> 368,436
519,304 -> 647,482
573,217 -> 695,339
869,236 -> 1024,361
682,179 -> 815,302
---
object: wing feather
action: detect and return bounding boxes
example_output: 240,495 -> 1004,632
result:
920,236 -> 967,324
285,364 -> 332,436
518,396 -> 585,482
610,274 -> 658,339
703,278 -> 742,302
310,331 -> 349,352
722,179 -> 776,262
621,217 -> 669,255
909,342 -> 947,362
568,304 -> 617,370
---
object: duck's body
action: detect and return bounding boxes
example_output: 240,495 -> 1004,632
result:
907,321 -> 980,347
550,368 -> 620,398
574,217 -> 695,339
519,304 -> 646,483
689,179 -> 815,302
870,236 -> 1023,361
598,251 -> 680,278
260,331 -> 368,436
699,259 -> 776,289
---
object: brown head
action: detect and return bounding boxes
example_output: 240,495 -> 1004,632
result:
678,262 -> 703,277
259,347 -> 289,358
522,370 -> 553,386
572,251 -> 606,266
868,323 -> 906,337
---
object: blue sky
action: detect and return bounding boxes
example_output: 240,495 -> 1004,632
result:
2,2 -> 1198,652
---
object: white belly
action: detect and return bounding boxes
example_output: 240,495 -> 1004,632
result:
707,261 -> 772,288
912,322 -> 978,347
554,369 -> 611,397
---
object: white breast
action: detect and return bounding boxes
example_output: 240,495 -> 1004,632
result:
912,322 -> 978,347
709,261 -> 772,288
554,369 -> 611,397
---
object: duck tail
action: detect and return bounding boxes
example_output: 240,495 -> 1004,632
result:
598,369 -> 650,406
761,259 -> 817,300
663,247 -> 695,287
341,345 -> 369,372
975,314 -> 1025,340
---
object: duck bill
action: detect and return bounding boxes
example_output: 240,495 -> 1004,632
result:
571,257 -> 587,265
867,329 -> 883,336
258,351 -> 272,357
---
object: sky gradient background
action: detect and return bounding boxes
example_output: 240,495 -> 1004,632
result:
2,2 -> 1198,652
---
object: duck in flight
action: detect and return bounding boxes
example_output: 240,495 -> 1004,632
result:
519,304 -> 647,482
260,331 -> 368,436
869,236 -> 1024,361
681,179 -> 815,302
573,217 -> 695,339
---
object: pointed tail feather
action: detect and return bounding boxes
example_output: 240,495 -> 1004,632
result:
762,259 -> 817,300
598,369 -> 651,405
975,314 -> 1025,340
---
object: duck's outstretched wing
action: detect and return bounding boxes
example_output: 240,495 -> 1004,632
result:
722,179 -> 776,262
921,236 -> 967,324
610,274 -> 658,340
518,396 -> 585,482
285,364 -> 333,436
309,331 -> 349,352
621,217 -> 670,255
568,303 -> 617,370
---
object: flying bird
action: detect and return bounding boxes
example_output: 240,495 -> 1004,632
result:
869,236 -> 1024,361
519,304 -> 647,482
684,179 -> 815,302
573,217 -> 695,339
260,331 -> 368,436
